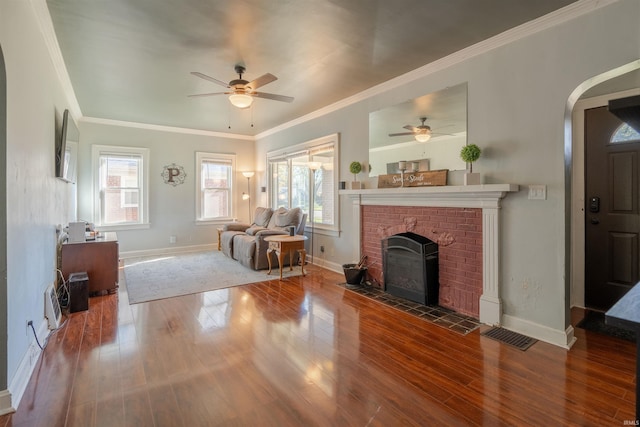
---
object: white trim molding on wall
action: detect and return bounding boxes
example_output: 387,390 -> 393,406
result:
256,0 -> 619,140
0,390 -> 12,416
4,318 -> 49,415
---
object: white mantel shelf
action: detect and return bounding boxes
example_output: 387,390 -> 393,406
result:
340,184 -> 520,208
343,183 -> 519,326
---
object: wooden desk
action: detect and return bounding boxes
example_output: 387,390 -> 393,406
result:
61,232 -> 119,295
606,282 -> 640,421
265,235 -> 307,280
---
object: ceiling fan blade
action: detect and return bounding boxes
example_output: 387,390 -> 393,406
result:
402,125 -> 418,132
253,92 -> 294,103
187,92 -> 229,98
247,73 -> 277,90
388,132 -> 416,137
190,72 -> 229,88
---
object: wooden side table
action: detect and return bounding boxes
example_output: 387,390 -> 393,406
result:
264,235 -> 308,280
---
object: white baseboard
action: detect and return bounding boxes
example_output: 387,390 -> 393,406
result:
308,257 -> 343,275
501,314 -> 577,349
6,318 -> 49,413
0,389 -> 14,416
120,243 -> 217,260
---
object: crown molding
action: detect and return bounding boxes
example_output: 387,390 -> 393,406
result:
256,0 -> 618,140
30,0 -> 82,121
35,0 -> 618,139
81,117 -> 255,140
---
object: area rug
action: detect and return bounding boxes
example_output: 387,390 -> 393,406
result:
576,310 -> 636,342
124,251 -> 302,304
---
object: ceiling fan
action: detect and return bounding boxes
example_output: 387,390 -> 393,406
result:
189,65 -> 294,109
389,117 -> 450,142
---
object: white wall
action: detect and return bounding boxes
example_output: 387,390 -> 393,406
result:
0,0 -> 78,412
77,121 -> 255,255
256,0 -> 640,346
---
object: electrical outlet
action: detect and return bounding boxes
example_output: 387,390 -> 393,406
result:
169,235 -> 177,244
320,245 -> 325,253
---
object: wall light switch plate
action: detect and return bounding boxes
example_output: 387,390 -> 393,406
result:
528,185 -> 547,200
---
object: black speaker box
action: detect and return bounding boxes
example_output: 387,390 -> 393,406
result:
68,272 -> 89,313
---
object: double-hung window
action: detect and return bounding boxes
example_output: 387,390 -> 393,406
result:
196,152 -> 235,222
92,145 -> 150,229
268,134 -> 339,235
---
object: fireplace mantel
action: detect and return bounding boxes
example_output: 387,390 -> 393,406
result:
340,184 -> 519,208
342,183 -> 519,325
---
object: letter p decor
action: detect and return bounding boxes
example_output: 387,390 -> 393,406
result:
161,163 -> 187,186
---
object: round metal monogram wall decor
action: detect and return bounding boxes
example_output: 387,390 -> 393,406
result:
161,163 -> 187,186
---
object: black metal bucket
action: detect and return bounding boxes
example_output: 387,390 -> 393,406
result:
343,264 -> 367,285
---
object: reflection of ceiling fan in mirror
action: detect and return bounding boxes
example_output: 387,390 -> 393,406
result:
189,65 -> 294,109
389,117 -> 451,142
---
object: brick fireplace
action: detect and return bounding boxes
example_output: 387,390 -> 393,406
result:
363,205 -> 482,317
344,184 -> 518,325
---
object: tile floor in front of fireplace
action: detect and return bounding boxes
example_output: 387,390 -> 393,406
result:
338,282 -> 481,335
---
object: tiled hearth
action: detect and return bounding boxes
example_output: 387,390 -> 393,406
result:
338,282 -> 481,335
342,184 -> 518,325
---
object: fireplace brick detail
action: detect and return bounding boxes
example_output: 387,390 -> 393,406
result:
361,205 -> 482,317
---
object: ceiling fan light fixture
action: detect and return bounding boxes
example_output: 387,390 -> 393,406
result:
229,93 -> 253,109
415,132 -> 431,142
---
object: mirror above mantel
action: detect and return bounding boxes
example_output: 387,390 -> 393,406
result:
368,83 -> 468,177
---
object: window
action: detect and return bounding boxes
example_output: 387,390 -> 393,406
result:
611,123 -> 640,143
92,145 -> 149,229
196,152 -> 235,222
267,134 -> 339,235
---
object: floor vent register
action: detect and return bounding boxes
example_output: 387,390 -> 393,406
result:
481,327 -> 537,351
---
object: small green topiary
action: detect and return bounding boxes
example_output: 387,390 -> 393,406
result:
460,144 -> 481,173
349,161 -> 362,181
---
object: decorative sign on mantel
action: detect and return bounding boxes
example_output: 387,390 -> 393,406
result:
377,169 -> 448,188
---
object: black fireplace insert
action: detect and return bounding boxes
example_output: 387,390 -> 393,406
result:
382,232 -> 439,305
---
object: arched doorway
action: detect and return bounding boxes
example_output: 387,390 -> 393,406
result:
567,60 -> 640,329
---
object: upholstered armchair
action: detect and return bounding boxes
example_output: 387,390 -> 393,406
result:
220,207 -> 307,270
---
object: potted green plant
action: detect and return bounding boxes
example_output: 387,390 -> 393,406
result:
460,144 -> 481,185
349,161 -> 363,189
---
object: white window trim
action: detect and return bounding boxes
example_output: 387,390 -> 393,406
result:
92,145 -> 150,231
266,133 -> 340,235
195,152 -> 236,224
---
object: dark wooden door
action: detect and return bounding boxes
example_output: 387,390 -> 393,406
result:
585,106 -> 640,310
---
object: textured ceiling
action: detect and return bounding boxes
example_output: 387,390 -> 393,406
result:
47,0 -> 577,136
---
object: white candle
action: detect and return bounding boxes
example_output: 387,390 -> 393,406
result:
398,161 -> 406,171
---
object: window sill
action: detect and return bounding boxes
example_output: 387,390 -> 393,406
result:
96,223 -> 150,232
195,218 -> 239,226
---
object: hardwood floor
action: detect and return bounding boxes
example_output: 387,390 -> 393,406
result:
1,264 -> 636,426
